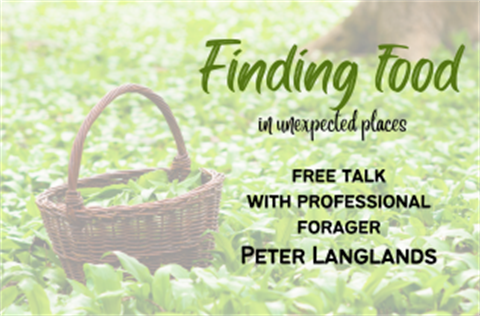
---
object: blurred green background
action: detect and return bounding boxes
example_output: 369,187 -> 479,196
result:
2,2 -> 479,315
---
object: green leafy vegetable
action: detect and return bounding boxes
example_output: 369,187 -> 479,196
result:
79,170 -> 202,207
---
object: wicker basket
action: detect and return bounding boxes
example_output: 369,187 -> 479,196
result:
36,84 -> 224,282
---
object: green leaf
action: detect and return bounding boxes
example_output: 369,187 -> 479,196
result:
454,289 -> 480,303
161,264 -> 190,279
285,287 -> 311,298
176,170 -> 202,194
248,301 -> 271,314
140,188 -> 156,202
362,266 -> 389,296
0,286 -> 19,312
372,280 -> 411,305
410,288 -> 434,309
68,279 -> 94,298
265,300 -> 286,315
84,264 -> 122,315
84,263 -> 121,293
212,232 -> 237,271
426,275 -> 449,295
83,184 -> 130,205
454,269 -> 480,287
275,216 -> 295,246
440,284 -> 460,308
409,217 -> 426,236
26,195 -> 40,217
113,251 -> 152,284
152,266 -> 173,311
97,289 -> 125,300
128,179 -> 146,193
64,294 -> 102,314
296,292 -> 325,313
457,253 -> 479,270
128,195 -> 143,205
17,278 -> 52,315
137,169 -> 169,187
41,267 -> 67,287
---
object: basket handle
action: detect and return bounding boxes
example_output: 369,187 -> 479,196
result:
65,83 -> 190,215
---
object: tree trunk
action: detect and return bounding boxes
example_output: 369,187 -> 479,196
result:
306,2 -> 479,60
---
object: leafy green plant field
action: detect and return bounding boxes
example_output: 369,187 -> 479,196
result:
2,2 -> 479,315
